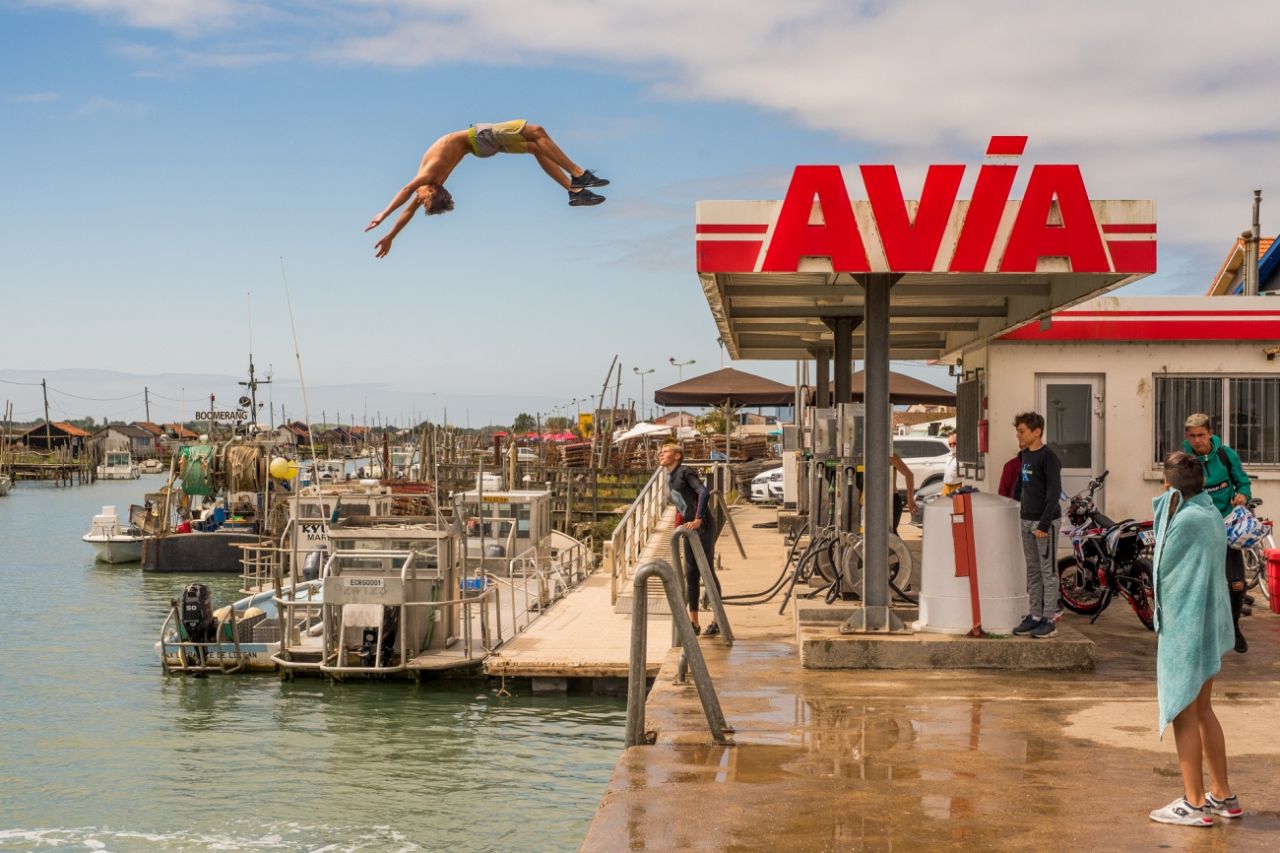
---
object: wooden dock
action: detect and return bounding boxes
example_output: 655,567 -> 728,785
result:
484,569 -> 673,680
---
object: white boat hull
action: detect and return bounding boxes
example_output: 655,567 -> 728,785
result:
97,468 -> 141,480
84,535 -> 145,563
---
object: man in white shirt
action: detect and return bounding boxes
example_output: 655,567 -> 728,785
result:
942,433 -> 963,496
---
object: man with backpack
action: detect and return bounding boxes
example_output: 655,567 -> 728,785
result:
1182,413 -> 1251,653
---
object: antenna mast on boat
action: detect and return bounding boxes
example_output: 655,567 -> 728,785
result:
239,292 -> 270,435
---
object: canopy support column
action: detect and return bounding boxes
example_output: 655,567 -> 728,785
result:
810,347 -> 831,409
831,319 -> 855,404
842,273 -> 904,634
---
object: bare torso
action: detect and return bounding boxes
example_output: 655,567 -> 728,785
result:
416,130 -> 472,186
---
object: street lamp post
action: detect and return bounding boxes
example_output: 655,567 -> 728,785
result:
633,367 -> 655,422
668,357 -> 695,380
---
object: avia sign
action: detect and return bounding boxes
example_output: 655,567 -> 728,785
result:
695,137 -> 1155,276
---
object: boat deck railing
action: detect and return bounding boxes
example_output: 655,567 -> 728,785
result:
271,549 -> 503,677
159,606 -> 250,675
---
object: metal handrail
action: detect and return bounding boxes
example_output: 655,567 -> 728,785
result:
670,527 -> 734,646
609,466 -> 668,604
159,605 -> 247,675
711,490 -> 747,559
625,559 -> 733,747
318,549 -> 417,674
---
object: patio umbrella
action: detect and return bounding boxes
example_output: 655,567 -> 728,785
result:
654,367 -> 793,463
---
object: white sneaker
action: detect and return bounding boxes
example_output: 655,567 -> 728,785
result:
1149,798 -> 1213,827
1204,792 -> 1243,819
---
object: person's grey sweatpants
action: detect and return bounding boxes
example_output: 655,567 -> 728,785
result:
1020,518 -> 1061,619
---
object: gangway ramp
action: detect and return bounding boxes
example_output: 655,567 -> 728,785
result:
483,570 -> 671,679
484,468 -> 677,681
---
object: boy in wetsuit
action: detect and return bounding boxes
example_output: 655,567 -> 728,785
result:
658,444 -> 720,636
365,120 -> 609,257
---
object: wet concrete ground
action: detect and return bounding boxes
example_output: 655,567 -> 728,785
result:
581,506 -> 1280,852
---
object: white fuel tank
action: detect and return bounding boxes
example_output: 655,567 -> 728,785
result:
917,492 -> 1028,634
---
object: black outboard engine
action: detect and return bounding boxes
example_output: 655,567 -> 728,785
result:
356,607 -> 400,667
301,550 -> 322,581
180,583 -> 216,643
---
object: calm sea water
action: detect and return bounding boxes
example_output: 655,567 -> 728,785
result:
0,477 -> 623,852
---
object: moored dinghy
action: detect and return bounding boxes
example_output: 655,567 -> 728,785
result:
83,505 -> 147,563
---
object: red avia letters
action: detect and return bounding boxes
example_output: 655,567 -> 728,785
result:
696,137 -> 1156,275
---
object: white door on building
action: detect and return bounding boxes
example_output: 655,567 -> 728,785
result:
1036,374 -> 1105,532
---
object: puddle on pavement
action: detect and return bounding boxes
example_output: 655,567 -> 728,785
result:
1063,700 -> 1280,755
653,699 -> 1058,786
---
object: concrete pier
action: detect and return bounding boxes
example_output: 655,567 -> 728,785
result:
581,504 -> 1280,851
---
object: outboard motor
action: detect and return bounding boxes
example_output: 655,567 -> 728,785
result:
180,583 -> 216,643
301,550 -> 322,581
356,607 -> 400,667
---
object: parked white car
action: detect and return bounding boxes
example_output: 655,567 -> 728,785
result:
750,466 -> 784,503
893,436 -> 952,491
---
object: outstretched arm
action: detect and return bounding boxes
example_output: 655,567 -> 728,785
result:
891,454 -> 916,513
373,199 -> 421,258
366,177 -> 430,232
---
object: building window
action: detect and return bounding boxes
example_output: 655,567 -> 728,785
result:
1153,376 -> 1280,465
1229,378 -> 1280,465
956,370 -> 985,478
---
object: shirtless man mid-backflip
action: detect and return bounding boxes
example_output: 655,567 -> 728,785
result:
365,120 -> 609,257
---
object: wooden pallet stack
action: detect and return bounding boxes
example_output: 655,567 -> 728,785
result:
560,442 -> 594,467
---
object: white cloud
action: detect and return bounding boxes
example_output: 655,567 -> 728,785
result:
6,91 -> 62,103
27,0 -> 252,34
75,95 -> 148,116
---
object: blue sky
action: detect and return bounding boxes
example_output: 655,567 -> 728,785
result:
2,1 -> 1277,426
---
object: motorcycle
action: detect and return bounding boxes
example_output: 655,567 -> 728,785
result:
1056,471 -> 1157,630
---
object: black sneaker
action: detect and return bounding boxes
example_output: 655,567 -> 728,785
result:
571,169 -> 609,189
568,188 -> 606,206
1234,629 -> 1248,654
1031,618 -> 1058,639
1012,614 -> 1039,636
703,622 -> 720,638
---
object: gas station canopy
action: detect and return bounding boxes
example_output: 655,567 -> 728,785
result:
695,140 -> 1157,361
690,137 -> 1157,634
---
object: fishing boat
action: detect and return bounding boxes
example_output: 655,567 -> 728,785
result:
82,505 -> 147,563
97,450 -> 140,480
158,488 -> 595,676
138,441 -> 274,573
138,458 -> 165,474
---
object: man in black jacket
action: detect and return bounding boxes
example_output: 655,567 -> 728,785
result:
1011,411 -> 1063,639
659,444 -> 721,636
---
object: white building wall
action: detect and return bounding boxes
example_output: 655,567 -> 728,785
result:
981,340 -> 1280,523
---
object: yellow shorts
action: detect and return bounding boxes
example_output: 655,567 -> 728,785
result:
469,119 -> 528,157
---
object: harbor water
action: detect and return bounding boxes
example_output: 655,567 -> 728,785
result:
0,477 -> 625,852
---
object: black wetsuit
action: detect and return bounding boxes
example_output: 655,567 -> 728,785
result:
668,464 -> 719,612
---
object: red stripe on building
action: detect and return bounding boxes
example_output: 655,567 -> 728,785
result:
985,136 -> 1028,156
1105,240 -> 1157,273
1101,223 -> 1157,234
695,224 -> 770,234
1049,310 -> 1277,318
1001,319 -> 1280,342
696,241 -> 763,273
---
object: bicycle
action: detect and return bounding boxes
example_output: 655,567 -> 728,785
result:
1237,498 -> 1275,602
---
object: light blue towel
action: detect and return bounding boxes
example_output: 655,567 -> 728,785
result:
1151,489 -> 1234,736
